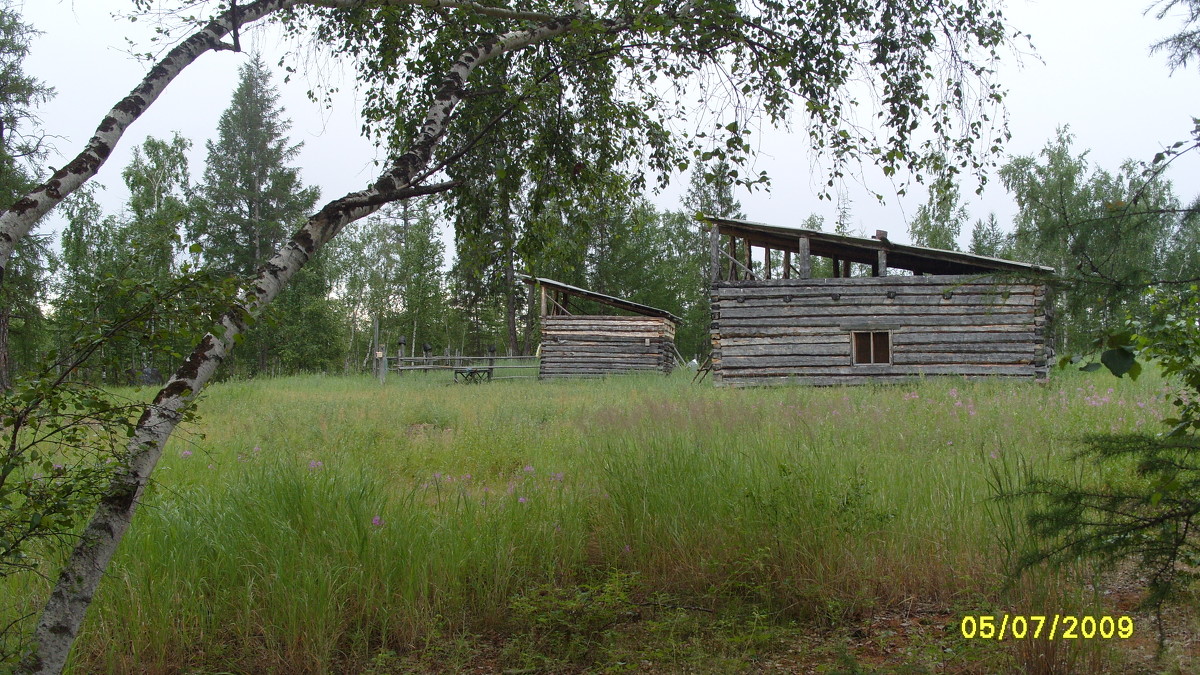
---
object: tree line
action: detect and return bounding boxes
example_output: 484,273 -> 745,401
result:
10,63 -> 1200,387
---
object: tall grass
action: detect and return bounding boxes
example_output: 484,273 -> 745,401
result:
3,370 -> 1172,672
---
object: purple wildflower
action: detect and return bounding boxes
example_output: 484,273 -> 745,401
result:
523,465 -> 535,473
371,515 -> 384,527
181,450 -> 193,458
309,460 -> 324,470
518,496 -> 528,503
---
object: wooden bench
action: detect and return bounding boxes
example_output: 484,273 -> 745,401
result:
453,367 -> 493,384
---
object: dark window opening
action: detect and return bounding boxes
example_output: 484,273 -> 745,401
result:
852,331 -> 891,365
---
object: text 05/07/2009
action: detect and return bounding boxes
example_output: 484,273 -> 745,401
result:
959,615 -> 1134,640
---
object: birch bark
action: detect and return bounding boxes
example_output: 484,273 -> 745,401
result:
18,14 -> 576,675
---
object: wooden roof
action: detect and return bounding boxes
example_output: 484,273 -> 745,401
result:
703,216 -> 1056,276
520,275 -> 682,324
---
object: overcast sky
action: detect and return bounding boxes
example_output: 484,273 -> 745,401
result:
17,0 -> 1200,249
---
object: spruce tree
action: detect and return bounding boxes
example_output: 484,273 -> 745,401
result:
195,54 -> 322,374
0,2 -> 52,389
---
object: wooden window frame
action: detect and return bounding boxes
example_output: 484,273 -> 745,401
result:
851,330 -> 892,365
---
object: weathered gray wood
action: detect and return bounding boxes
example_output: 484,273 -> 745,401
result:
714,285 -> 1038,300
718,314 -> 1033,328
892,352 -> 1034,365
710,223 -> 721,282
540,313 -> 676,377
878,248 -> 888,277
893,331 -> 1037,344
717,305 -> 1033,320
723,343 -> 854,357
713,297 -> 1037,313
717,364 -> 1035,377
713,274 -> 1036,289
797,236 -> 811,279
713,291 -> 1037,307
721,335 -> 853,347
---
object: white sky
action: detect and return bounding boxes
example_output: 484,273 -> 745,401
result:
17,0 -> 1200,249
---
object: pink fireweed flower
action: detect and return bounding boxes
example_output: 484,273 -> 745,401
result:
518,496 -> 528,503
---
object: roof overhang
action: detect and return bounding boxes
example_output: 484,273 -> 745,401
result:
702,216 -> 1056,277
520,275 -> 682,324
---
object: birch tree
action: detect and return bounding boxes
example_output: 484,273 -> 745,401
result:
1,1 -> 1019,672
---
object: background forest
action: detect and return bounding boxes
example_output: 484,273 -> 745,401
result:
0,1 -> 1198,388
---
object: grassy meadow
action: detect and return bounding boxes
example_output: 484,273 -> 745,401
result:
4,369 -> 1192,673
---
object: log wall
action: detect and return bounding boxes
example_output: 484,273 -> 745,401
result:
540,315 -> 677,378
710,275 -> 1051,387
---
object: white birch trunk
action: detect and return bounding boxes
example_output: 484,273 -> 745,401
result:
18,15 -> 577,675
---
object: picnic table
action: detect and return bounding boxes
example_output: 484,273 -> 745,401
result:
453,367 -> 493,384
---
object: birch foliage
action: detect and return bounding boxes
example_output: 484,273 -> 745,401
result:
3,1 -> 1019,672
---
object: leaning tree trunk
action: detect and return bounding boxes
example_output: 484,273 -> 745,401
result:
0,307 -> 11,391
17,13 -> 576,674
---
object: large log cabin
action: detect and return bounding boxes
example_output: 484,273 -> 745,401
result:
704,217 -> 1056,387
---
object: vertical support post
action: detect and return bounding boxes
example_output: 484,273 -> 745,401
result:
783,250 -> 791,279
540,285 -> 547,317
841,259 -> 851,278
709,223 -> 721,282
797,236 -> 812,279
877,249 -> 888,277
728,236 -> 738,280
372,316 -> 384,384
764,247 -> 771,279
744,238 -> 752,279
831,256 -> 840,278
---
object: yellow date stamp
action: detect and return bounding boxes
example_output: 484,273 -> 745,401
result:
960,615 -> 1134,640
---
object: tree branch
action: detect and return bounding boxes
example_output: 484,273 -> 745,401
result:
19,16 -> 577,675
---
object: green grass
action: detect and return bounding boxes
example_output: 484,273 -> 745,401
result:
2,370 -> 1178,673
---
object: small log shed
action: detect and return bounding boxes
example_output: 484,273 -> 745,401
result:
704,217 -> 1056,387
521,276 -> 682,378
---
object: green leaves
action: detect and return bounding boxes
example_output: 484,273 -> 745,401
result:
1100,347 -> 1137,379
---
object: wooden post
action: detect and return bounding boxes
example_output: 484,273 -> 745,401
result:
842,259 -> 851,278
831,256 -> 840,278
797,236 -> 812,279
540,285 -> 547,317
728,236 -> 738,280
744,238 -> 752,279
764,247 -> 771,279
783,250 -> 791,279
372,316 -> 384,384
709,223 -> 721,282
877,249 -> 888,277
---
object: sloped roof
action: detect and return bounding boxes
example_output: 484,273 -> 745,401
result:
703,216 -> 1056,276
520,275 -> 682,324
